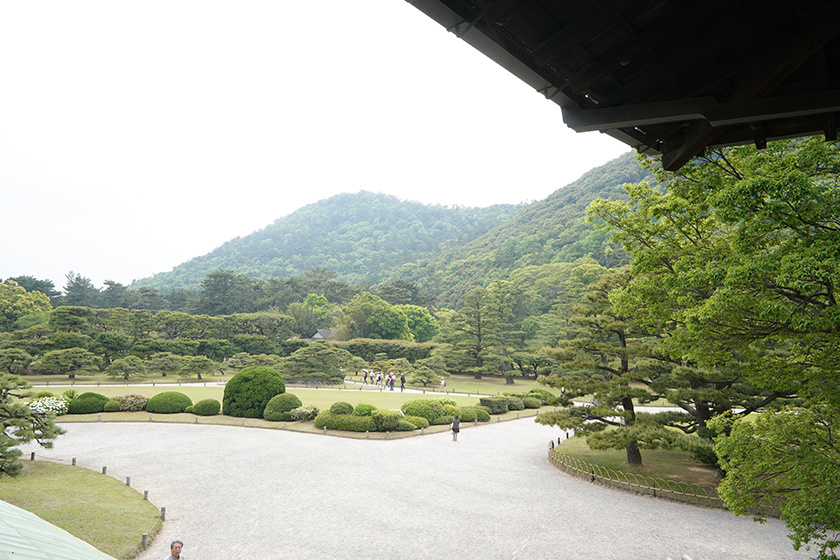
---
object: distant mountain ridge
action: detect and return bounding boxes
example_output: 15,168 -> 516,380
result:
132,191 -> 525,291
388,151 -> 650,306
134,151 -> 649,305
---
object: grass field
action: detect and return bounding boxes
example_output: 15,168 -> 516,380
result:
0,460 -> 162,558
554,433 -> 720,486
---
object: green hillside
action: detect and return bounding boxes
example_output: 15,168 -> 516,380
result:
133,191 -> 525,291
389,151 -> 650,307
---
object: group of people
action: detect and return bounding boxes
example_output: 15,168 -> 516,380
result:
361,369 -> 405,392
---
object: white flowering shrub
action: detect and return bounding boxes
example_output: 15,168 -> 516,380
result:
29,396 -> 70,416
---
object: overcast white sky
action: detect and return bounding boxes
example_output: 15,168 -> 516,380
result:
0,1 -> 628,292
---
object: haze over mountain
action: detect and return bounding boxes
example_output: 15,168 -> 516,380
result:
133,151 -> 648,305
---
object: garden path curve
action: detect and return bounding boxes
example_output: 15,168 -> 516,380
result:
23,420 -> 807,560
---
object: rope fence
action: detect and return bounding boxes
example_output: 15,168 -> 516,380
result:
548,443 -> 724,508
547,442 -> 780,517
26,452 -> 163,558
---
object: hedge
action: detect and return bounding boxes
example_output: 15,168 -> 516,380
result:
290,405 -> 319,421
193,399 -> 222,416
352,403 -> 376,416
403,415 -> 429,429
431,414 -> 455,425
68,392 -> 109,414
507,396 -> 525,411
223,366 -> 286,418
372,409 -> 402,431
330,401 -> 354,415
462,406 -> 491,422
314,411 -> 376,432
103,398 -> 121,413
522,397 -> 542,409
264,393 -> 303,422
401,399 -> 445,422
479,397 -> 510,414
147,391 -> 193,414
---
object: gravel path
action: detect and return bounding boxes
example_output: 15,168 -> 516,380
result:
22,420 -> 807,560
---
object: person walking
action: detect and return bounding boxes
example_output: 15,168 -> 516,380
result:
451,415 -> 460,441
439,376 -> 446,393
400,373 -> 405,392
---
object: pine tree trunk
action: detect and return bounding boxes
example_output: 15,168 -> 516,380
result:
505,375 -> 515,384
626,440 -> 642,465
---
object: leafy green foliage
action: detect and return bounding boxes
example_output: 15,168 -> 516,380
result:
0,374 -> 64,476
313,411 -> 376,432
715,406 -> 840,559
0,280 -> 52,332
402,415 -> 429,428
223,366 -> 285,418
279,344 -> 354,384
192,399 -> 221,416
67,392 -> 109,414
371,409 -> 402,431
352,403 -> 376,416
146,392 -> 193,414
263,393 -> 303,421
329,401 -> 354,415
479,397 -> 509,415
400,399 -> 445,422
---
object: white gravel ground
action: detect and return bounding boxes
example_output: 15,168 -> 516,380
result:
22,419 -> 808,560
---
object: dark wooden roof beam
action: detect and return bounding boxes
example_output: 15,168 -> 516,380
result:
562,90 -> 840,133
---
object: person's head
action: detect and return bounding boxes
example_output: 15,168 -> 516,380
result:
454,415 -> 459,420
170,540 -> 184,557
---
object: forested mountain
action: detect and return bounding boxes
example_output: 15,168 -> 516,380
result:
133,191 -> 524,291
133,151 -> 647,307
389,151 -> 651,307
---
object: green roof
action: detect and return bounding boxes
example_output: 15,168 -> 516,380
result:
0,500 -> 116,560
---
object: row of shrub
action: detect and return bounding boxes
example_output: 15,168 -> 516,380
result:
314,401 -> 416,432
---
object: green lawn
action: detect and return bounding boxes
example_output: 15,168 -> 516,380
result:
554,434 -> 720,486
0,460 -> 162,559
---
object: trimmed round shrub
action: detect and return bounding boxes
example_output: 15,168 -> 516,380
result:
290,405 -> 319,421
401,399 -> 445,422
479,397 -> 509,414
431,414 -> 455,425
438,397 -> 457,406
372,409 -> 402,431
146,391 -> 193,414
352,403 -> 376,416
263,393 -> 303,421
507,396 -> 525,411
463,406 -> 491,422
396,420 -> 417,431
103,398 -> 121,412
330,401 -> 354,415
193,399 -> 221,416
185,405 -> 194,413
523,397 -> 542,409
36,391 -> 54,399
443,404 -> 462,417
68,392 -> 109,414
223,366 -> 286,418
403,415 -> 429,429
